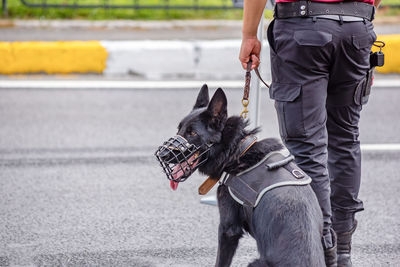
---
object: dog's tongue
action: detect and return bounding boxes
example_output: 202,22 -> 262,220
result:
170,180 -> 179,191
169,162 -> 187,191
169,154 -> 199,191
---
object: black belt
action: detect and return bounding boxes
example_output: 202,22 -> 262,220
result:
275,1 -> 375,21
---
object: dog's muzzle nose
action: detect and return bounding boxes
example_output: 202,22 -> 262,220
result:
155,135 -> 211,182
155,135 -> 192,163
156,145 -> 181,163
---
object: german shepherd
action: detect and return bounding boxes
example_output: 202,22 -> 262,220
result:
156,85 -> 325,266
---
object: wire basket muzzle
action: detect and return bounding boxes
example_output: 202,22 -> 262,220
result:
155,135 -> 210,182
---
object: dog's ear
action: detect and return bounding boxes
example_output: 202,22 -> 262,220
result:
207,88 -> 227,125
193,84 -> 209,109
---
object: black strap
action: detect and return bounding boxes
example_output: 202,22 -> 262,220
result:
275,1 -> 375,21
243,204 -> 255,236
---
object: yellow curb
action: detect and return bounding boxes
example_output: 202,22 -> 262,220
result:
0,41 -> 107,74
373,34 -> 400,74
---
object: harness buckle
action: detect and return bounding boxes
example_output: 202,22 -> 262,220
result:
292,169 -> 305,179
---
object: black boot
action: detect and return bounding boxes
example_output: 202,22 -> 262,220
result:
323,228 -> 337,267
336,220 -> 357,267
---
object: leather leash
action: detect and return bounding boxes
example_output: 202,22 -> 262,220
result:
240,60 -> 270,119
198,135 -> 257,195
198,59 -> 269,195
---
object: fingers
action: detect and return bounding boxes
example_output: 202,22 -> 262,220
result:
241,59 -> 249,70
239,37 -> 262,70
239,54 -> 260,70
251,54 -> 260,69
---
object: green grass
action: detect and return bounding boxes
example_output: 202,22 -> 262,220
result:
384,0 -> 400,5
0,0 -> 397,20
2,0 -> 248,20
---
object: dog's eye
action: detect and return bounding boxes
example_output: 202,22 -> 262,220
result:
188,130 -> 197,137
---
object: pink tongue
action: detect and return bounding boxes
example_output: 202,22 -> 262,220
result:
170,180 -> 179,191
169,154 -> 199,191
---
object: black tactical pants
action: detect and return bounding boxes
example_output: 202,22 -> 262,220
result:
267,17 -> 376,245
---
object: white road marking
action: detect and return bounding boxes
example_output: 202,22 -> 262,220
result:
0,79 -> 399,89
373,79 -> 400,88
0,80 -> 243,89
361,144 -> 400,151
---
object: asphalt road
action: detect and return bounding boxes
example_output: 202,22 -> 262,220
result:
0,83 -> 399,266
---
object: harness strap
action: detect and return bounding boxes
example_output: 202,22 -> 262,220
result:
266,155 -> 295,170
243,204 -> 255,237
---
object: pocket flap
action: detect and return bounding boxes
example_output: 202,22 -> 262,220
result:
269,82 -> 301,102
294,30 -> 332,47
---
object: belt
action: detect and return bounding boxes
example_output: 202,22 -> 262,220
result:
313,14 -> 364,22
275,1 -> 375,21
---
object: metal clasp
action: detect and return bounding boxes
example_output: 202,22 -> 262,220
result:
240,99 -> 249,118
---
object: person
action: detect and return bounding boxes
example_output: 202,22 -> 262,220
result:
239,0 -> 381,266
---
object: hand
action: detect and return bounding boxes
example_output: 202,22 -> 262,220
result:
239,36 -> 261,70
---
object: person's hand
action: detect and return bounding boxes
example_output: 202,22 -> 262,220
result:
239,36 -> 261,70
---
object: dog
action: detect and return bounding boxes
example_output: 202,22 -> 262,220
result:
155,85 -> 325,266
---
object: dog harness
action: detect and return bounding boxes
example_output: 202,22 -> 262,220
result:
221,149 -> 312,230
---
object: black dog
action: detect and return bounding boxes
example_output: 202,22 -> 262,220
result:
156,85 -> 325,266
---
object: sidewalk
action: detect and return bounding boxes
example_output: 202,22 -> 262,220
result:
0,19 -> 400,78
1,18 -> 400,41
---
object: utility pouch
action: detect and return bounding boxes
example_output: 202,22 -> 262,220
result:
354,68 -> 374,106
370,51 -> 384,68
370,40 -> 385,68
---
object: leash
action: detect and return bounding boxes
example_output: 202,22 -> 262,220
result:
240,60 -> 271,119
198,60 -> 269,195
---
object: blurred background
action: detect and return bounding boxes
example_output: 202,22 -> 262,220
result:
1,1 -> 400,266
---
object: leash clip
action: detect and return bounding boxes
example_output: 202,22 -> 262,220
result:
240,99 -> 249,118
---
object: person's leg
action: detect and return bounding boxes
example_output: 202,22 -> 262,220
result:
327,19 -> 376,266
326,100 -> 362,267
327,102 -> 363,231
267,17 -> 336,265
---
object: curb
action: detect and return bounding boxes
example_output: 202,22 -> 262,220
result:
0,41 -> 107,74
100,40 -> 271,79
0,34 -> 398,77
0,39 -> 271,80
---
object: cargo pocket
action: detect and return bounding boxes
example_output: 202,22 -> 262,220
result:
269,82 -> 305,139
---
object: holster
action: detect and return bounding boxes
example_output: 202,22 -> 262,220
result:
354,67 -> 374,105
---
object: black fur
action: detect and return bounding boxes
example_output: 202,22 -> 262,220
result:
176,85 -> 325,267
